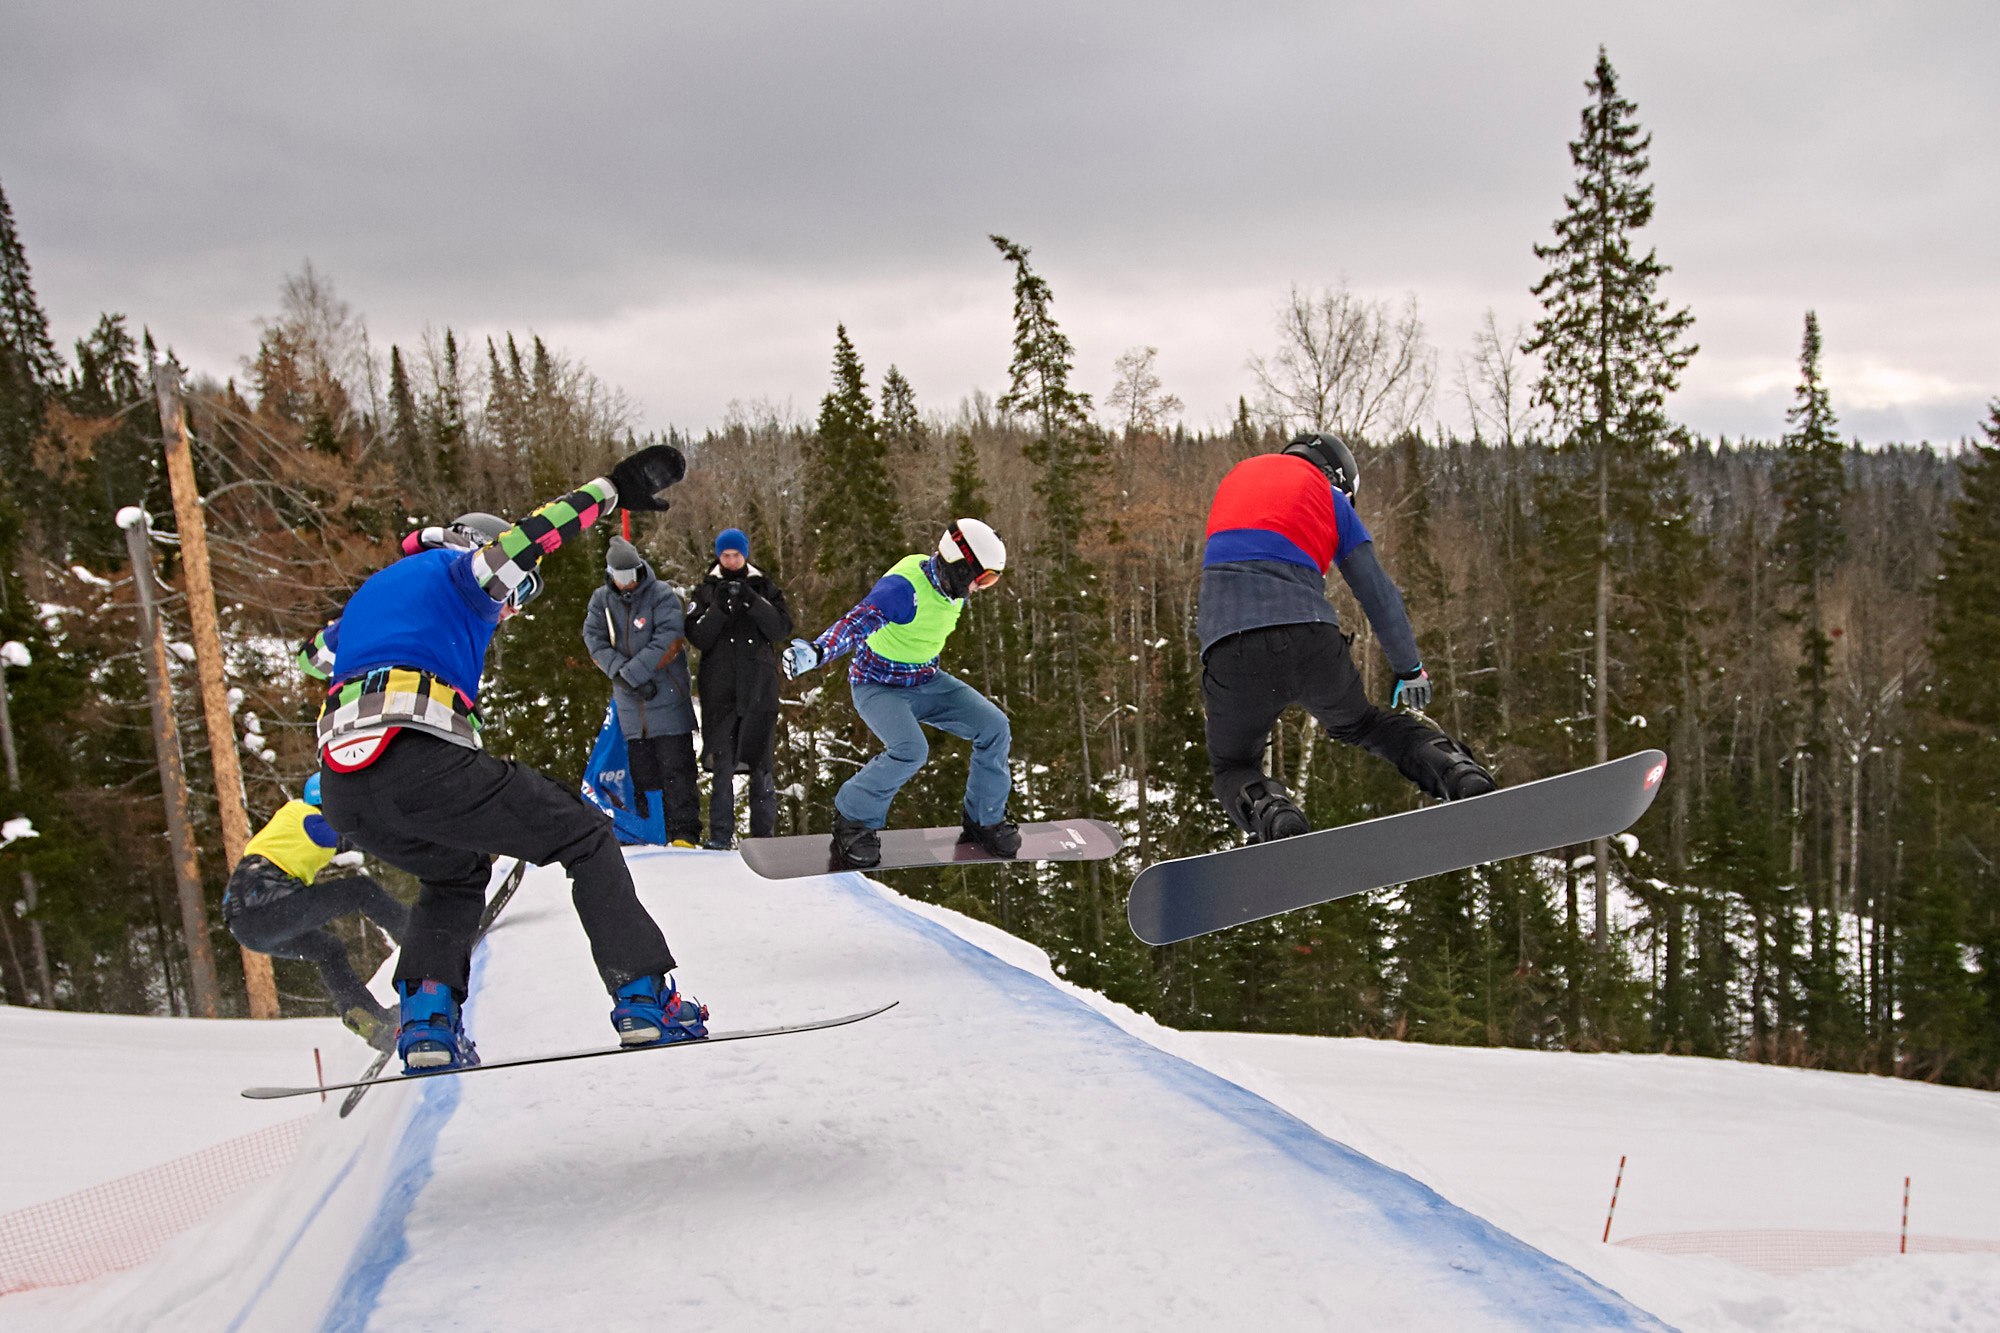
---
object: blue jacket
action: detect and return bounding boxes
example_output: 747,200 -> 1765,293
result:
325,549 -> 502,699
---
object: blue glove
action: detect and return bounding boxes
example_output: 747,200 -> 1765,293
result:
782,638 -> 820,680
1392,666 -> 1432,711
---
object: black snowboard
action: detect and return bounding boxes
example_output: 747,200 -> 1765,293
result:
338,854 -> 532,1117
739,819 -> 1124,881
1127,751 -> 1668,946
249,1002 -> 898,1101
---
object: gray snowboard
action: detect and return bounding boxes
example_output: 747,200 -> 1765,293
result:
1127,750 -> 1668,946
739,819 -> 1124,881
247,1002 -> 898,1100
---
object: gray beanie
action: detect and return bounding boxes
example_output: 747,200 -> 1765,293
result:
606,538 -> 644,573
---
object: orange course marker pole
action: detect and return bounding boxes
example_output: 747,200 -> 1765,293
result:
1602,1154 -> 1627,1243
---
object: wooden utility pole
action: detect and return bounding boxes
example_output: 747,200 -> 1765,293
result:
120,510 -> 222,1018
0,649 -> 56,1006
151,366 -> 279,1018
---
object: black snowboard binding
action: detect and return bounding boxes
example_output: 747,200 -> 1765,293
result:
1419,737 -> 1496,801
958,814 -> 1023,858
1236,779 -> 1310,843
829,810 -> 882,869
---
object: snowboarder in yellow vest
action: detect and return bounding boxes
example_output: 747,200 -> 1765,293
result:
223,773 -> 409,1049
783,520 -> 1016,868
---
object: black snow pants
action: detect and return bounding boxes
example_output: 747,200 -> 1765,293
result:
319,731 -> 676,996
626,732 -> 703,844
1202,622 -> 1471,829
225,857 -> 409,1018
705,707 -> 779,841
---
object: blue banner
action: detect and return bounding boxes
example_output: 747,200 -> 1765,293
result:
579,703 -> 666,846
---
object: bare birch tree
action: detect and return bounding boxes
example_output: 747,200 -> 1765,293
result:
1248,281 -> 1436,440
1107,345 -> 1183,439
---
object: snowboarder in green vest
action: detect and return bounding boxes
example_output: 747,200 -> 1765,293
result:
782,519 -> 1016,868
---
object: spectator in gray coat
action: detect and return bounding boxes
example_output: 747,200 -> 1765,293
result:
583,538 -> 701,845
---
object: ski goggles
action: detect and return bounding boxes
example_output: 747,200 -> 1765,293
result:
970,568 -> 1001,591
505,569 -> 545,612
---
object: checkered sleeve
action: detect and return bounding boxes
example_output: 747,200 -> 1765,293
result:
296,622 -> 338,680
469,477 -> 619,603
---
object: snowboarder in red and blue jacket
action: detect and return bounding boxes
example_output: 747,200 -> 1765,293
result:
1198,433 -> 1494,842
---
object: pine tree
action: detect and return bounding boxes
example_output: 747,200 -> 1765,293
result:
426,330 -> 469,496
946,429 -> 989,522
0,178 -> 63,523
807,325 -> 901,610
1913,401 -> 2000,1075
386,344 -> 428,511
1525,47 -> 1697,957
1773,310 -> 1852,1040
879,365 -> 922,449
990,234 -> 1121,986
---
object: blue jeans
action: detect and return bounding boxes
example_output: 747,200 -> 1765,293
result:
836,671 -> 1011,829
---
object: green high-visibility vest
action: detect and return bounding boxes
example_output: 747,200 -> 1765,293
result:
865,554 -> 963,665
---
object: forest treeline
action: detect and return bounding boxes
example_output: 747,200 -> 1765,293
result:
1,49 -> 1996,1088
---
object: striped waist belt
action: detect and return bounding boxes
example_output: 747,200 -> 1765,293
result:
317,666 -> 484,746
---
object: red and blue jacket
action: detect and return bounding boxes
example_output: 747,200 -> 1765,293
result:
1197,453 -> 1421,671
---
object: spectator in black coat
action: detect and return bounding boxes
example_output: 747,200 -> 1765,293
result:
583,538 -> 702,845
686,528 -> 792,847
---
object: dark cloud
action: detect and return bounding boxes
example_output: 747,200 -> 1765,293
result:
4,1 -> 1994,439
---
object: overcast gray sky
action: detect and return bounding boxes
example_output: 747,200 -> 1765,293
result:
4,2 -> 1995,443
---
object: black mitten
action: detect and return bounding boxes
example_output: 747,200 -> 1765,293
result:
608,445 -> 687,512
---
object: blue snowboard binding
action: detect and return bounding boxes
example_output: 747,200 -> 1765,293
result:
396,979 -> 480,1073
610,974 -> 709,1046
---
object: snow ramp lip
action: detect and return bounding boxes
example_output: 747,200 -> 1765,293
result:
844,873 -> 1674,1331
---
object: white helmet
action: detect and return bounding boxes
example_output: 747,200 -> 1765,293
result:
939,518 -> 1006,579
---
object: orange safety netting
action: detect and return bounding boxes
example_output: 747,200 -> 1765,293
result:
0,1114 -> 312,1295
1615,1228 -> 2000,1277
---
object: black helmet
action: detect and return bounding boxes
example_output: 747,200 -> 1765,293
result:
1283,433 -> 1359,500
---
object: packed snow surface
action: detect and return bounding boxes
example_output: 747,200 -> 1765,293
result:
3,849 -> 1996,1331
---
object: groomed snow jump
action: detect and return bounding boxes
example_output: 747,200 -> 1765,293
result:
56,852 -> 1671,1332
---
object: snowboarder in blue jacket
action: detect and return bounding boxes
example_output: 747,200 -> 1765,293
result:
297,446 -> 708,1072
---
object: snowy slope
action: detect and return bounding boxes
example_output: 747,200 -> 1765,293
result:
0,1007 -> 345,1212
6,850 -> 1661,1332
4,847 -> 1995,1331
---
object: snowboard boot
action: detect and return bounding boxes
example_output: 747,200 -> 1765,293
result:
1237,780 -> 1311,843
342,1000 -> 397,1055
395,979 -> 479,1072
830,810 -> 882,869
701,836 -> 736,851
1418,736 -> 1497,801
610,974 -> 709,1046
958,814 -> 1023,858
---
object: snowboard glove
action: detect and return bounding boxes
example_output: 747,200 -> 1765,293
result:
637,679 -> 659,701
1392,666 -> 1432,712
608,444 -> 687,512
782,638 -> 820,679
